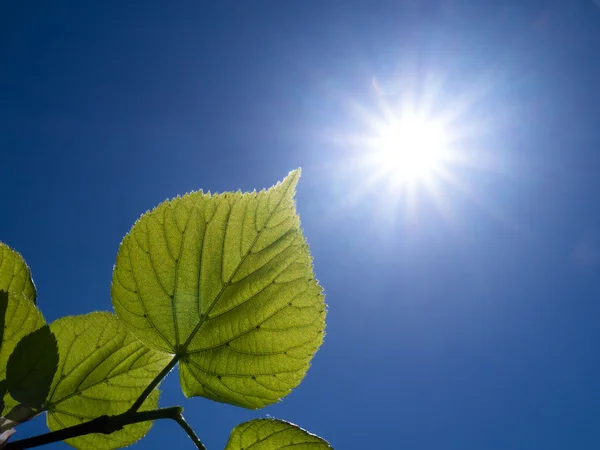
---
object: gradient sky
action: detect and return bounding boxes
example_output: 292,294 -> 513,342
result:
2,1 -> 600,449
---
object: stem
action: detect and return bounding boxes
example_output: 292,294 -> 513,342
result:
127,355 -> 179,414
4,407 -> 184,450
4,355 -> 206,449
173,414 -> 206,450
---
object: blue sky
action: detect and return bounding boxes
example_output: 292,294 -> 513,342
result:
2,1 -> 600,448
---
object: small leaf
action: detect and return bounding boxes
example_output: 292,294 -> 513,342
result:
0,291 -> 44,378
6,325 -> 58,409
0,291 -> 45,415
0,243 -> 36,304
112,170 -> 327,409
225,418 -> 333,449
46,312 -> 173,449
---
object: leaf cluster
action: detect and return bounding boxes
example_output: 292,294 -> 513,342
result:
0,170 -> 331,449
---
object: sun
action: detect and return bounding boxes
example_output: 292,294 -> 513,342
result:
341,101 -> 468,223
368,112 -> 451,188
324,72 -> 500,227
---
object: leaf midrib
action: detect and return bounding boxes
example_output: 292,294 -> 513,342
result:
178,181 -> 294,356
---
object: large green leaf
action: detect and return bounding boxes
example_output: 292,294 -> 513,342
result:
0,243 -> 36,304
46,312 -> 173,449
112,170 -> 326,409
225,418 -> 333,449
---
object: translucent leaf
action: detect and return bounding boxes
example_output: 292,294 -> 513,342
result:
225,418 -> 333,449
6,325 -> 58,409
0,243 -> 36,304
0,290 -> 45,380
0,290 -> 45,415
112,170 -> 326,409
0,248 -> 49,427
46,312 -> 173,449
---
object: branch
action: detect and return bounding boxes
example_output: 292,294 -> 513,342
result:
173,413 -> 206,450
4,356 -> 206,449
4,406 -> 187,450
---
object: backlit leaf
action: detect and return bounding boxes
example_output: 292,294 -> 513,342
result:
0,243 -> 36,304
112,170 -> 326,409
0,290 -> 45,415
46,312 -> 173,449
225,418 -> 333,449
0,247 -> 48,418
6,325 -> 58,409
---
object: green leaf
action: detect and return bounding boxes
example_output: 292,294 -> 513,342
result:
0,291 -> 45,415
0,244 -> 45,415
46,312 -> 173,449
0,243 -> 36,304
6,325 -> 58,409
225,418 -> 333,449
112,169 -> 326,409
0,291 -> 45,379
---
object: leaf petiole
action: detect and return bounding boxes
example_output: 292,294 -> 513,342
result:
127,354 -> 179,414
173,413 -> 206,450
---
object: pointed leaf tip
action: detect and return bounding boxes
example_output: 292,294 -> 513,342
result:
289,167 -> 301,181
0,243 -> 37,304
281,168 -> 301,191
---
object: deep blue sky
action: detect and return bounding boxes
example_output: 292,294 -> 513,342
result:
2,1 -> 600,449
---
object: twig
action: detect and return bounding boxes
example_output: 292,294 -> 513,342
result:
5,406 -> 185,450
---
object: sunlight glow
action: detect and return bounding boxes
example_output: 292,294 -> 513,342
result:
369,113 -> 450,187
324,70 -> 502,229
